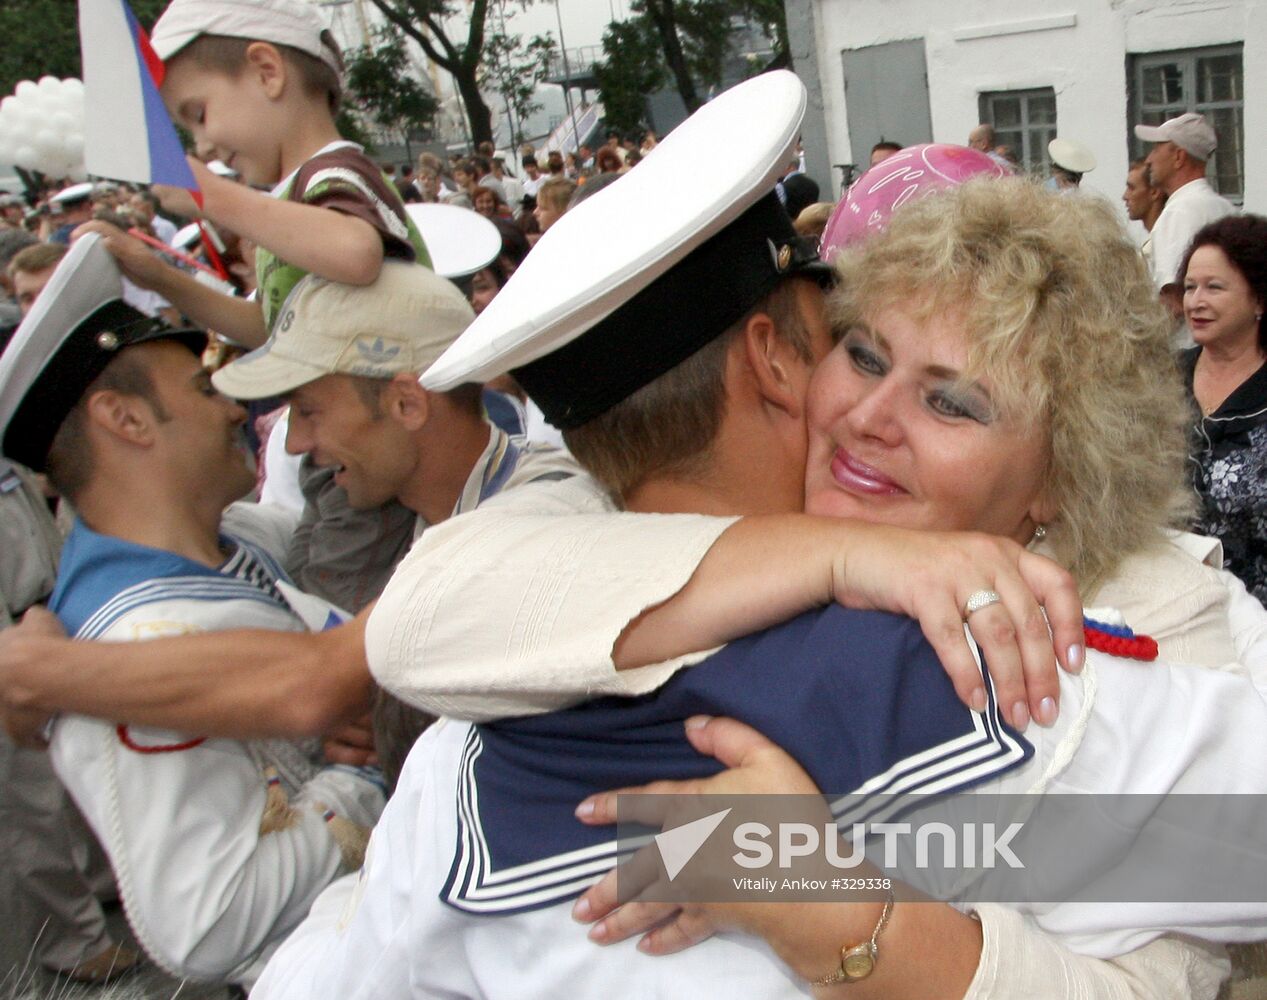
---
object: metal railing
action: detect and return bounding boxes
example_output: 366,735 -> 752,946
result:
545,45 -> 605,82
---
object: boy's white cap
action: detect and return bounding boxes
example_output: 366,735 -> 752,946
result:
421,70 -> 827,430
1048,138 -> 1096,174
404,204 -> 501,279
1134,112 -> 1218,162
150,0 -> 344,82
211,261 -> 474,400
0,234 -> 204,471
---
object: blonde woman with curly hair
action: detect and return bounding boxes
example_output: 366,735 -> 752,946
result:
816,178 -> 1234,670
392,178 -> 1245,711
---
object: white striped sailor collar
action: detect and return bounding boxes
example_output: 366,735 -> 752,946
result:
456,423 -> 525,516
408,424 -> 524,540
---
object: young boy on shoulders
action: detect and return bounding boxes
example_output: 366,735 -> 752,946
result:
80,0 -> 429,348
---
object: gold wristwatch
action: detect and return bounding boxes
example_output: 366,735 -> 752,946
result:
810,891 -> 894,986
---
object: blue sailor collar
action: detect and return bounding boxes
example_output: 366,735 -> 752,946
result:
51,518 -> 290,638
443,605 -> 1033,915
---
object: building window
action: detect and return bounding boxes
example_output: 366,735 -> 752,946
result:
979,88 -> 1056,175
1130,45 -> 1244,201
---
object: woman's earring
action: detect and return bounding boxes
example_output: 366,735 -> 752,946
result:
1030,524 -> 1047,545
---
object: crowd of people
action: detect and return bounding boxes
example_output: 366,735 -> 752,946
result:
0,0 -> 1266,997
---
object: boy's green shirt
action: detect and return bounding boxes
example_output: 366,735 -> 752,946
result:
256,141 -> 432,333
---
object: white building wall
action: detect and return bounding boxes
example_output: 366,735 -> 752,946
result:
809,0 -> 1265,212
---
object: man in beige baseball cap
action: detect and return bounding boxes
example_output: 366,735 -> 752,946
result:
212,260 -> 572,525
1133,112 -> 1236,316
227,260 -> 578,783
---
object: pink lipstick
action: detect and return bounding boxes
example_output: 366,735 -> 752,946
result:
830,449 -> 905,496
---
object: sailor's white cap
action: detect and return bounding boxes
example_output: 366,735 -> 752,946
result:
421,70 -> 829,430
404,203 -> 501,279
50,182 -> 94,206
0,234 -> 203,470
1048,138 -> 1097,175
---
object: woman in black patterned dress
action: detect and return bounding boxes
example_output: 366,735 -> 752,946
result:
1181,215 -> 1267,602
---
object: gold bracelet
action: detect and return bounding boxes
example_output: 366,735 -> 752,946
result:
809,890 -> 895,987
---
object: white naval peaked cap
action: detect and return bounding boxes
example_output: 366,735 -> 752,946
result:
50,182 -> 95,205
1048,138 -> 1097,175
404,203 -> 501,279
0,234 -> 204,471
421,70 -> 827,430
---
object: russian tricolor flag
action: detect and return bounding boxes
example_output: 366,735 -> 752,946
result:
78,0 -> 199,197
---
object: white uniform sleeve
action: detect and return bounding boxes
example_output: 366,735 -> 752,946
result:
1006,653 -> 1267,956
367,479 -> 735,721
50,603 -> 348,983
966,905 -> 1229,999
252,722 -> 458,1000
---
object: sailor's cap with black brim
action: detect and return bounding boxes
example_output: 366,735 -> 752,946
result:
50,182 -> 95,207
421,70 -> 830,431
0,234 -> 204,472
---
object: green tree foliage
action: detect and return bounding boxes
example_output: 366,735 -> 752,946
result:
345,27 -> 439,156
480,27 -> 554,152
365,0 -> 510,148
596,0 -> 789,129
594,20 -> 665,134
743,0 -> 792,72
0,0 -> 167,99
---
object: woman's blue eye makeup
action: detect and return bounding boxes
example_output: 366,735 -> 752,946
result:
929,381 -> 994,424
843,326 -> 993,424
846,342 -> 886,374
927,390 -> 984,422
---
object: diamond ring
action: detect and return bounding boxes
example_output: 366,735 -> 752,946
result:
963,589 -> 1002,617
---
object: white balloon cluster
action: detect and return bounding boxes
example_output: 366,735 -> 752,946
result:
0,76 -> 87,181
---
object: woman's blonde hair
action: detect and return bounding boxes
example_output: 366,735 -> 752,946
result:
830,177 -> 1193,589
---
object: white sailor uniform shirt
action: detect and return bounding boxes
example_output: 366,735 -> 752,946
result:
48,515 -> 385,986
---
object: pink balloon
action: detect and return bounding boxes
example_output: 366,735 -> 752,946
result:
819,144 -> 1013,259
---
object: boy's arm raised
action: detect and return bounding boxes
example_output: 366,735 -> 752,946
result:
74,220 -> 268,348
160,163 -> 385,287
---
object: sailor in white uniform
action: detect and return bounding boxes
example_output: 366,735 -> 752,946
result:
0,236 -> 383,987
